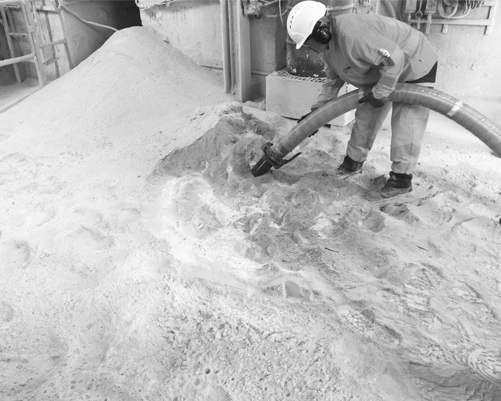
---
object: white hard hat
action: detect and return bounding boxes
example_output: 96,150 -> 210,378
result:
287,1 -> 327,49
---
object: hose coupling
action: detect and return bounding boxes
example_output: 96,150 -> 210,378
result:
262,142 -> 302,169
250,142 -> 302,177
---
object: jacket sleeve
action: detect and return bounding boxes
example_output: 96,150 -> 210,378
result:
372,46 -> 405,99
311,60 -> 345,110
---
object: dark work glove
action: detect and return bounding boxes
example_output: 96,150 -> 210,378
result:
359,92 -> 389,108
297,111 -> 312,123
297,110 -> 318,136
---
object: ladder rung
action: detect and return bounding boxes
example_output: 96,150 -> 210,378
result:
35,6 -> 59,13
8,32 -> 28,37
43,56 -> 58,66
40,39 -> 67,48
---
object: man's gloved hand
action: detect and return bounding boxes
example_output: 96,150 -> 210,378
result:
297,110 -> 318,136
359,92 -> 389,108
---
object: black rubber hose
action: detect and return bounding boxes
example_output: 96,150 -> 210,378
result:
251,84 -> 501,177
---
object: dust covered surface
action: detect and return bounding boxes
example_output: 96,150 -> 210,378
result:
1,27 -> 501,401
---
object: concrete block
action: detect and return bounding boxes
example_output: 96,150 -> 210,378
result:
266,69 -> 356,127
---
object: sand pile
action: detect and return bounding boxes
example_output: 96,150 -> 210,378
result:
1,26 -> 501,400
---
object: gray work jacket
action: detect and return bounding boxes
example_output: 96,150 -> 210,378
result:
313,13 -> 438,108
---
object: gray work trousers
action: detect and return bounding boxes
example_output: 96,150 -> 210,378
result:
346,97 -> 430,175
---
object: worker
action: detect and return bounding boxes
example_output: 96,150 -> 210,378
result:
287,1 -> 438,198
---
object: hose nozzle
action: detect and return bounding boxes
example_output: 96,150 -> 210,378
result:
251,142 -> 301,177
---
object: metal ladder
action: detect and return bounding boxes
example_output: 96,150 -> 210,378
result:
31,0 -> 73,78
0,0 -> 72,87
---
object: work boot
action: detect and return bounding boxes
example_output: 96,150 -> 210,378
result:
381,171 -> 413,198
336,155 -> 363,178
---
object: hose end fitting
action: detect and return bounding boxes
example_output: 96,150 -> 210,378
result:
250,142 -> 301,177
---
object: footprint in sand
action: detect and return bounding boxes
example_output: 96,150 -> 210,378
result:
0,152 -> 28,168
260,276 -> 312,300
450,283 -> 500,327
403,266 -> 435,312
467,348 -> 501,386
0,301 -> 14,326
412,342 -> 450,366
0,240 -> 33,270
380,202 -> 424,225
340,307 -> 402,349
66,226 -> 114,250
363,209 -> 385,233
0,337 -> 67,397
71,206 -> 107,228
400,263 -> 445,321
32,203 -> 57,226
0,154 -> 29,187
116,207 -> 142,225
61,206 -> 115,250
0,131 -> 10,142
37,176 -> 67,195
173,176 -> 226,237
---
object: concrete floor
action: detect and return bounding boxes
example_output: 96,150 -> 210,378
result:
0,78 -> 40,113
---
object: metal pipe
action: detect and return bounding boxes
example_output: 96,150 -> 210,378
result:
39,38 -> 67,48
220,0 -> 231,93
60,4 -> 118,32
251,84 -> 501,177
0,52 -> 36,67
235,0 -> 251,101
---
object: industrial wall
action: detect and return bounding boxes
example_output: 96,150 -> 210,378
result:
427,12 -> 500,98
139,0 -> 500,100
138,0 -> 287,100
386,0 -> 500,99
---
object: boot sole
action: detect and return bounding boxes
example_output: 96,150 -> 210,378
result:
380,186 -> 413,198
336,169 -> 363,179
